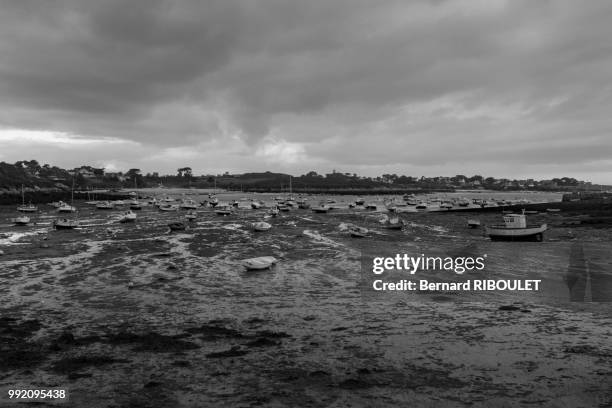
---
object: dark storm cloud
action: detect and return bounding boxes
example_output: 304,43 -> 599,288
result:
1,0 -> 612,180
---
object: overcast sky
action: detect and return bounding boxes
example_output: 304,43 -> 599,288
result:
1,0 -> 612,182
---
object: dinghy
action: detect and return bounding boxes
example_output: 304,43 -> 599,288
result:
252,221 -> 272,231
12,215 -> 30,226
242,256 -> 278,270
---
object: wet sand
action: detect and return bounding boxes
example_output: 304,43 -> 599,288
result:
1,195 -> 611,407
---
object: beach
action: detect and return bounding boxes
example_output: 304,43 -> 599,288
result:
1,191 -> 611,407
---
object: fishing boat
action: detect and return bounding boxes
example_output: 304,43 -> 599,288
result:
215,205 -> 232,216
242,256 -> 277,270
17,185 -> 37,213
467,219 -> 481,228
12,215 -> 30,226
348,226 -> 369,238
180,199 -> 199,210
485,212 -> 547,241
185,211 -> 197,221
96,201 -> 114,210
312,204 -> 330,213
252,221 -> 272,231
168,222 -> 186,231
118,210 -> 137,223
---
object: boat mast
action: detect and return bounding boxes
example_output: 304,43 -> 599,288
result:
21,184 -> 25,205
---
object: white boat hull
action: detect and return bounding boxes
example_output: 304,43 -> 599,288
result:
485,224 -> 547,241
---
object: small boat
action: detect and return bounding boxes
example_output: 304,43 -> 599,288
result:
242,256 -> 278,270
168,222 -> 186,231
129,200 -> 142,210
485,212 -> 547,241
252,221 -> 272,231
383,217 -> 403,230
546,208 -> 561,213
215,205 -> 232,216
118,210 -> 137,223
180,199 -> 199,210
53,218 -> 79,230
16,186 -> 38,212
277,204 -> 290,212
268,208 -> 279,217
298,202 -> 311,210
185,211 -> 197,221
96,201 -> 114,210
209,197 -> 219,207
251,201 -> 264,209
57,203 -> 77,213
440,201 -> 453,210
312,204 -> 330,213
355,198 -> 365,206
12,215 -> 30,226
148,198 -> 159,206
162,196 -> 175,203
365,203 -> 377,210
159,204 -> 179,212
467,219 -> 481,228
349,226 -> 369,238
457,198 -> 470,207
415,202 -> 427,210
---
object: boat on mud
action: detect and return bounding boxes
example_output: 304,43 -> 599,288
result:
467,219 -> 481,228
242,256 -> 277,270
159,204 -> 179,212
383,216 -> 404,230
53,218 -> 79,230
485,212 -> 547,241
215,205 -> 232,216
348,225 -> 369,238
118,210 -> 137,223
12,215 -> 30,226
180,199 -> 199,210
57,203 -> 77,213
185,211 -> 197,221
96,201 -> 114,210
129,200 -> 142,210
252,221 -> 272,231
168,222 -> 186,231
312,204 -> 330,213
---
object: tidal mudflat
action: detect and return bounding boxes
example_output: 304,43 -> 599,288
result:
1,196 -> 611,407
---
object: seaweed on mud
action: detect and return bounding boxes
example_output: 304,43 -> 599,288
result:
105,331 -> 200,352
50,355 -> 130,374
245,337 -> 280,347
563,344 -> 612,357
184,324 -> 245,340
0,317 -> 46,371
206,346 -> 250,358
0,317 -> 42,337
255,329 -> 291,338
